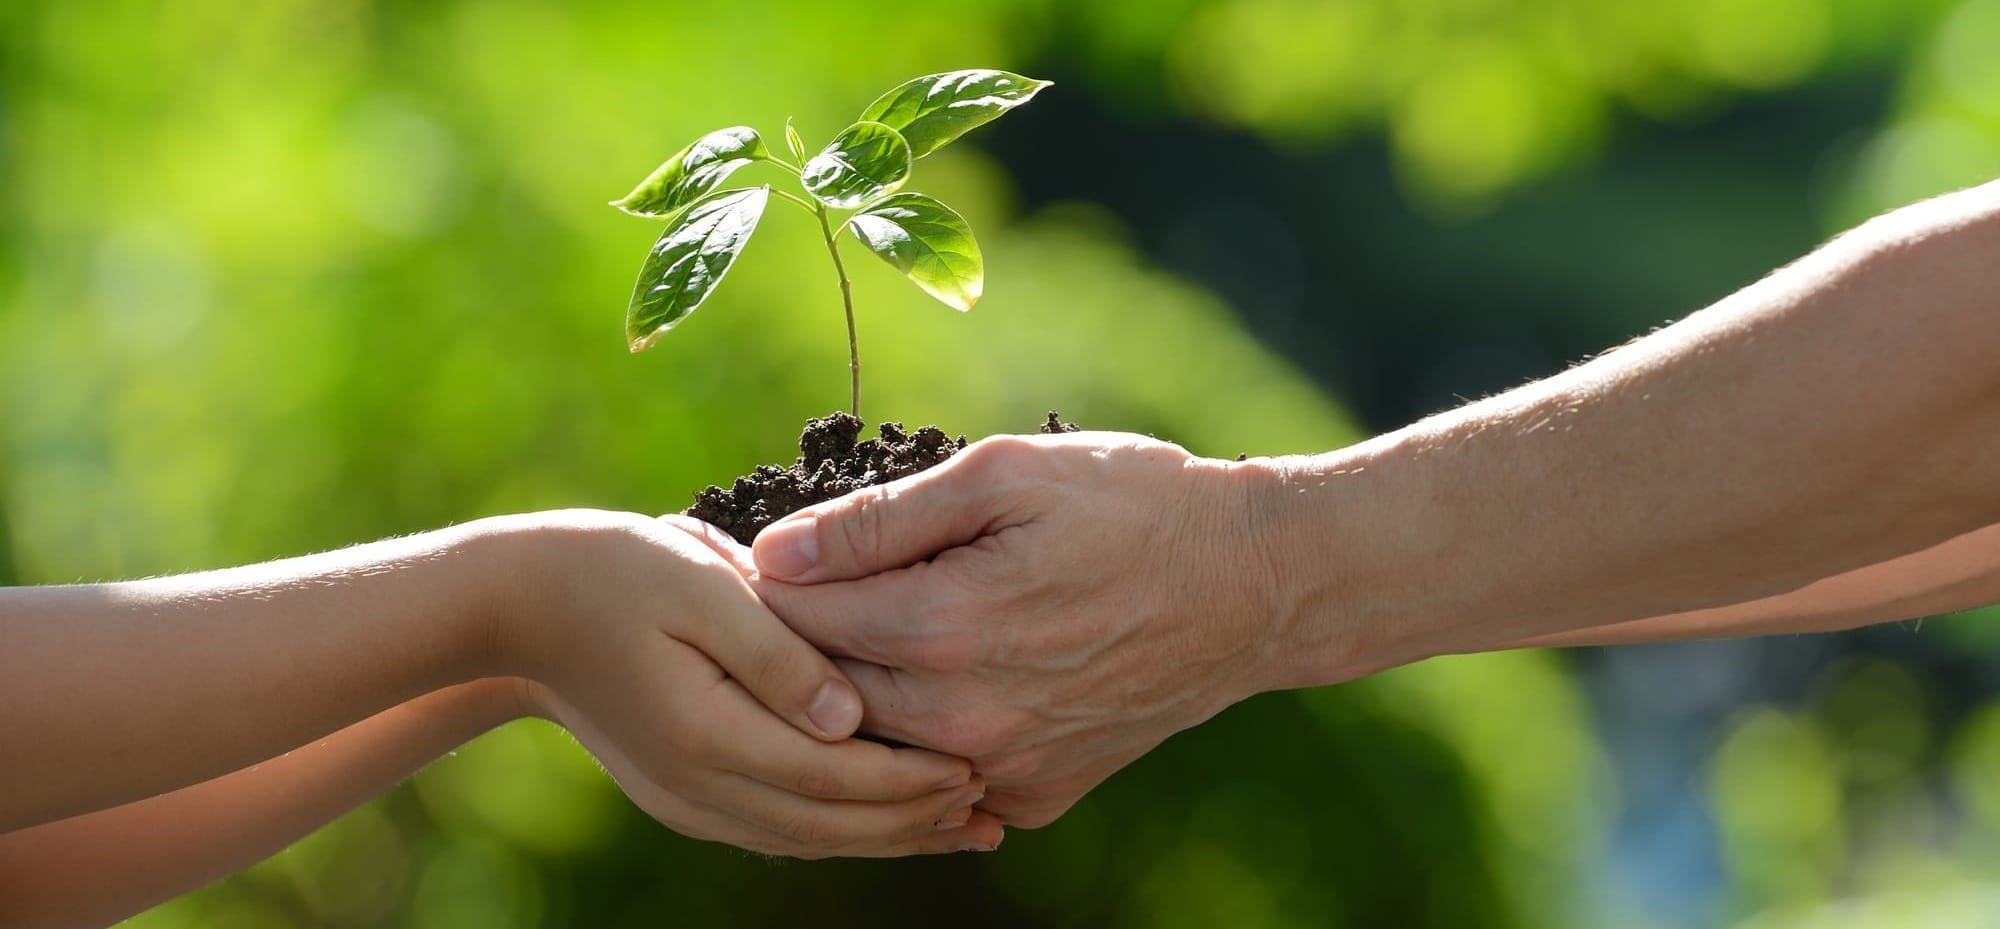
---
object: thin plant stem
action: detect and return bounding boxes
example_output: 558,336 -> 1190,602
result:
770,187 -> 817,216
814,204 -> 862,417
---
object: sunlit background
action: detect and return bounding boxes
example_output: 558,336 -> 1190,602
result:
4,0 -> 2000,926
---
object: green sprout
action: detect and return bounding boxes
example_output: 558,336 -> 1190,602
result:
610,69 -> 1051,418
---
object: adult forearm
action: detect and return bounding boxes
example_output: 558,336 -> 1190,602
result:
1249,181 -> 2000,688
0,521 -> 522,831
0,678 -> 527,929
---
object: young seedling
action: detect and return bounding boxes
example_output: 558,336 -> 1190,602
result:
611,69 -> 1051,419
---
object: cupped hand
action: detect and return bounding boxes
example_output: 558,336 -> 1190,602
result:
734,433 -> 1287,828
485,510 -> 1001,858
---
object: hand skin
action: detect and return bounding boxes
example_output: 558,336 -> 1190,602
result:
744,437 -> 1279,828
0,509 -> 999,870
745,178 -> 2000,828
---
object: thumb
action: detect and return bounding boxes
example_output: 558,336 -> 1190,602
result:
752,443 -> 1016,584
663,519 -> 865,741
694,591 -> 865,741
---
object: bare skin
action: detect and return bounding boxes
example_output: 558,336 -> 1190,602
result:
0,680 -> 524,929
0,510 -> 1002,926
1515,522 -> 2000,648
746,179 -> 2000,828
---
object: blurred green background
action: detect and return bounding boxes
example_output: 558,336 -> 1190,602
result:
3,0 -> 2000,926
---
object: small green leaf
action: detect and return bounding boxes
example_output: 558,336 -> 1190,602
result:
611,126 -> 768,219
847,193 -> 983,311
858,70 -> 1050,158
801,121 -> 911,209
784,118 -> 808,165
626,186 -> 769,351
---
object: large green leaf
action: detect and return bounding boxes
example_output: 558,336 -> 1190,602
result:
611,126 -> 768,219
800,121 -> 911,209
626,186 -> 769,351
847,193 -> 983,311
857,70 -> 1051,158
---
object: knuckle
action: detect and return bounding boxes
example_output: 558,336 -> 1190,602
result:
746,635 -> 802,686
835,487 -> 893,563
789,765 -> 841,799
953,437 -> 1026,486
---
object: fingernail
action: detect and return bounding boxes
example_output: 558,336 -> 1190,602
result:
807,680 -> 860,738
933,807 -> 973,831
948,789 -> 984,812
958,840 -> 997,853
757,517 -> 818,580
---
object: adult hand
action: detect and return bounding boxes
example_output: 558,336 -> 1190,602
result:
741,433 -> 1292,827
487,510 -> 1000,857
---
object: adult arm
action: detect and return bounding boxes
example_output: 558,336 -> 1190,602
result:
0,679 -> 526,929
745,179 -> 2000,827
1249,178 -> 2000,682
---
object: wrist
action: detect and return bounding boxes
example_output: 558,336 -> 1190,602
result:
446,509 -> 688,689
459,676 -> 544,728
1231,438 -> 1447,692
434,514 -> 568,683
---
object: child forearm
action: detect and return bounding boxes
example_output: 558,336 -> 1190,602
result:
0,678 -> 529,929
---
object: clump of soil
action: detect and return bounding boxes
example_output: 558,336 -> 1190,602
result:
687,411 -> 1079,545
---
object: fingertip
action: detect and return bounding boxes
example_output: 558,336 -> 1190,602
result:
806,678 -> 861,740
933,806 -> 974,831
950,776 -> 986,811
753,515 -> 819,581
892,744 -> 973,793
909,810 -> 1004,855
956,811 -> 1005,852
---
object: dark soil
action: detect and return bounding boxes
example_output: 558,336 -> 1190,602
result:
687,411 -> 1080,545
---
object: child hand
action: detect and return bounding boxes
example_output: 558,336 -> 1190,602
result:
482,510 -> 1001,857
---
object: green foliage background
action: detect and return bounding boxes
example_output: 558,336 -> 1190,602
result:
1,1 -> 1998,926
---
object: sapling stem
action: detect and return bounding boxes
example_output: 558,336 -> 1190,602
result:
813,203 -> 862,417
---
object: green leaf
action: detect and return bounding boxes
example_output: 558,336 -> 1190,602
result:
611,127 -> 768,219
847,193 -> 983,311
801,121 -> 911,209
626,186 -> 769,351
858,70 -> 1051,158
783,117 -> 808,165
